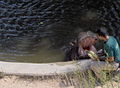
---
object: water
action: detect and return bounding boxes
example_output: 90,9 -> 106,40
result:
0,0 -> 120,63
0,36 -> 66,63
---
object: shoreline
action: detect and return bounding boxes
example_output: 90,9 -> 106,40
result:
0,60 -> 119,88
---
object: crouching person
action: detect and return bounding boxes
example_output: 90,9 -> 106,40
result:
95,28 -> 120,70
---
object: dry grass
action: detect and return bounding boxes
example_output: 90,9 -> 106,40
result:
0,63 -> 119,88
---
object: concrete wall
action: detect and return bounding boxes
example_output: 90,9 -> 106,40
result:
0,60 -> 117,76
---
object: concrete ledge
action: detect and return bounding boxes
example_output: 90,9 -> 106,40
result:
0,60 -> 117,76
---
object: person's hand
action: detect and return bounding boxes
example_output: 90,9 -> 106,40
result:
106,57 -> 114,62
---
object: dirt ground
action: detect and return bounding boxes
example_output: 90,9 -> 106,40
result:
96,81 -> 120,88
0,75 -> 119,88
0,76 -> 75,88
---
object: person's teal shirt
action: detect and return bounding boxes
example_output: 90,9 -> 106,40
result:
104,36 -> 120,62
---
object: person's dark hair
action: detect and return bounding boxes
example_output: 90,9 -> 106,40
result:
95,27 -> 108,37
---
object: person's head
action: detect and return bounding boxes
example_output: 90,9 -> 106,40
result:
95,27 -> 109,41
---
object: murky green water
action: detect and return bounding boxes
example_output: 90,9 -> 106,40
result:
0,37 -> 65,63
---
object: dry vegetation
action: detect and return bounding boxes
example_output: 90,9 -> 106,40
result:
0,68 -> 119,88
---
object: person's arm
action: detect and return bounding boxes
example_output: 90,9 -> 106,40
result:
106,57 -> 114,62
104,46 -> 115,62
98,45 -> 115,62
98,56 -> 114,62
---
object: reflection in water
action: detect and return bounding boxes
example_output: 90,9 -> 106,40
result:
0,37 -> 65,63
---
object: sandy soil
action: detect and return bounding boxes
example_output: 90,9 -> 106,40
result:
0,75 -> 119,88
0,76 -> 74,88
96,81 -> 120,88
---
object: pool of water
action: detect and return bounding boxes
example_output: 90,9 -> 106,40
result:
0,0 -> 120,63
0,36 -> 65,63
